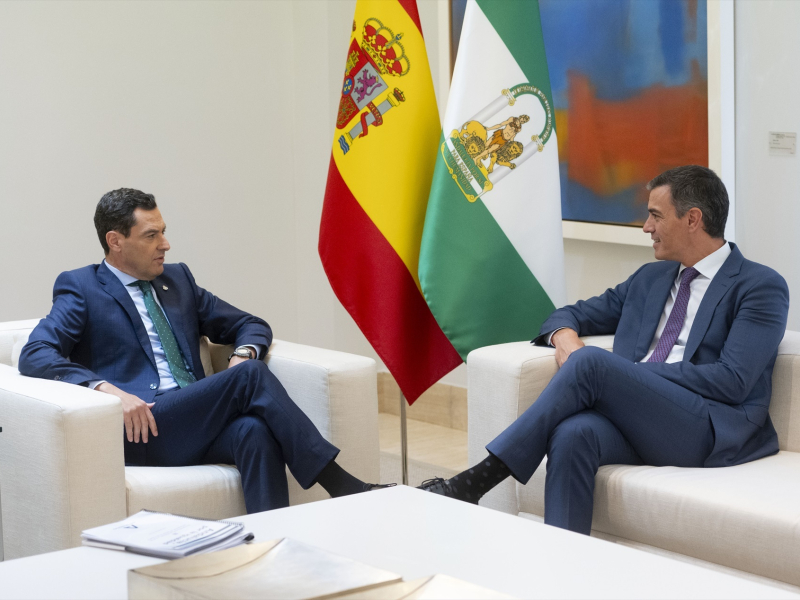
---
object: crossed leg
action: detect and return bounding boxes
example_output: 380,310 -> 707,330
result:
487,347 -> 714,483
202,415 -> 290,513
421,347 -> 715,534
141,359 -> 339,512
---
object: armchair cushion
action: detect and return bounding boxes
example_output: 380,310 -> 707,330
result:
125,465 -> 246,519
518,453 -> 800,585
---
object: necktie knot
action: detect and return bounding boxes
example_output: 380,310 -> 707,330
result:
129,280 -> 152,294
681,267 -> 700,287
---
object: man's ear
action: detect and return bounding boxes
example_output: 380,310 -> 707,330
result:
106,230 -> 121,253
686,207 -> 704,233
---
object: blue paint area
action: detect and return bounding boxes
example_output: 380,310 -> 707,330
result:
539,0 -> 707,107
558,166 -> 650,225
540,0 -> 630,107
660,0 -> 685,78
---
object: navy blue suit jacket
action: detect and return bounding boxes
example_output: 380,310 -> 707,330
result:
19,262 -> 272,463
534,243 -> 789,467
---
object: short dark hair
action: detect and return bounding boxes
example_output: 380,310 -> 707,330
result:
646,165 -> 728,238
94,188 -> 158,254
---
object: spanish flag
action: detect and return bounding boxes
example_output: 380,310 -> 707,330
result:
319,0 -> 462,403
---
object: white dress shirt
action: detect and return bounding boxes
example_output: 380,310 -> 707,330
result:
641,242 -> 731,363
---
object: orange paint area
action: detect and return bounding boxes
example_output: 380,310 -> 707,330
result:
563,65 -> 708,198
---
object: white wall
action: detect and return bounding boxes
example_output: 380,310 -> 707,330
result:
7,1 -> 790,391
0,0 -> 298,331
734,0 -> 800,330
0,1 -> 372,358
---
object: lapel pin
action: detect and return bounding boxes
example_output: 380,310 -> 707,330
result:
162,285 -> 169,291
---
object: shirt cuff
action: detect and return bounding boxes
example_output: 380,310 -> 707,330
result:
88,380 -> 107,390
244,345 -> 265,360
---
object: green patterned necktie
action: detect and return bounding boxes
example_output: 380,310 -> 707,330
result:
129,280 -> 196,388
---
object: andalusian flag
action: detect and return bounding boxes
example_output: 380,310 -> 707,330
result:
419,0 -> 566,359
319,0 -> 462,403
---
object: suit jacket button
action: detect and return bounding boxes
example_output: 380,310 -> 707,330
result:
54,376 -> 61,381
150,383 -> 157,390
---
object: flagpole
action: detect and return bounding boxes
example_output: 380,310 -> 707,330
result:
400,392 -> 409,485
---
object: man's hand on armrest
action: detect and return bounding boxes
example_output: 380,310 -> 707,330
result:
552,328 -> 584,368
96,382 -> 158,444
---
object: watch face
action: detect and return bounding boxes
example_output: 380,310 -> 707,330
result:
235,348 -> 250,358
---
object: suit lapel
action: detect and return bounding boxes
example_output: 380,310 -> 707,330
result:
96,263 -> 157,369
152,274 -> 200,377
683,244 -> 742,362
634,263 -> 679,361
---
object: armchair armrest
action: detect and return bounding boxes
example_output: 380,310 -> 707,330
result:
0,365 -> 126,559
467,336 -> 614,514
206,339 -> 379,503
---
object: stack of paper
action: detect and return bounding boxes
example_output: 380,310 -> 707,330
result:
82,510 -> 253,559
127,539 -> 513,600
128,538 -> 402,600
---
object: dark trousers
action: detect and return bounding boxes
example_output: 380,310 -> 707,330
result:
486,347 -> 715,535
140,360 -> 339,513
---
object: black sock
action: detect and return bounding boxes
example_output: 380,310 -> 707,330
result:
447,454 -> 511,503
315,460 -> 368,497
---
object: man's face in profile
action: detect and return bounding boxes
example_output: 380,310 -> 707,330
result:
110,208 -> 170,281
643,185 -> 691,263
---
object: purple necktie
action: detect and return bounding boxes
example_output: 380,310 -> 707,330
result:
647,267 -> 700,363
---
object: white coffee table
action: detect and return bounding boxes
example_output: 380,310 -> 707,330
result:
0,486 -> 796,599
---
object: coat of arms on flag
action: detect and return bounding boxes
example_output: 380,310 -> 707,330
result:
443,84 -> 554,203
336,18 -> 411,155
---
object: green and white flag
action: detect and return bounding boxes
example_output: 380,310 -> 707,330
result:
419,0 -> 566,360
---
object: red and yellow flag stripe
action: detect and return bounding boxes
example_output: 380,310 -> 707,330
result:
319,0 -> 461,403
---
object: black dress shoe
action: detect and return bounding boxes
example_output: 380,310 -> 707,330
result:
364,482 -> 397,492
417,477 -> 479,504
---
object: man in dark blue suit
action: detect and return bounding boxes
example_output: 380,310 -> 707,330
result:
420,165 -> 789,535
19,188 -> 388,514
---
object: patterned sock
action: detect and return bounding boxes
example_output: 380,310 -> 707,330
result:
448,454 -> 511,503
315,460 -> 368,497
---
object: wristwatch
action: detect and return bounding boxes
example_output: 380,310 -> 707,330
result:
228,346 -> 255,361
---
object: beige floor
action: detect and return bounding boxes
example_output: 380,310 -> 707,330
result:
379,413 -> 468,472
378,413 -> 468,487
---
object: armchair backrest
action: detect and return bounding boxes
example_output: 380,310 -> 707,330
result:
0,319 -> 40,368
770,330 -> 800,452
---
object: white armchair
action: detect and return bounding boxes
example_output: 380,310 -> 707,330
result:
468,333 -> 800,587
0,319 -> 380,560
